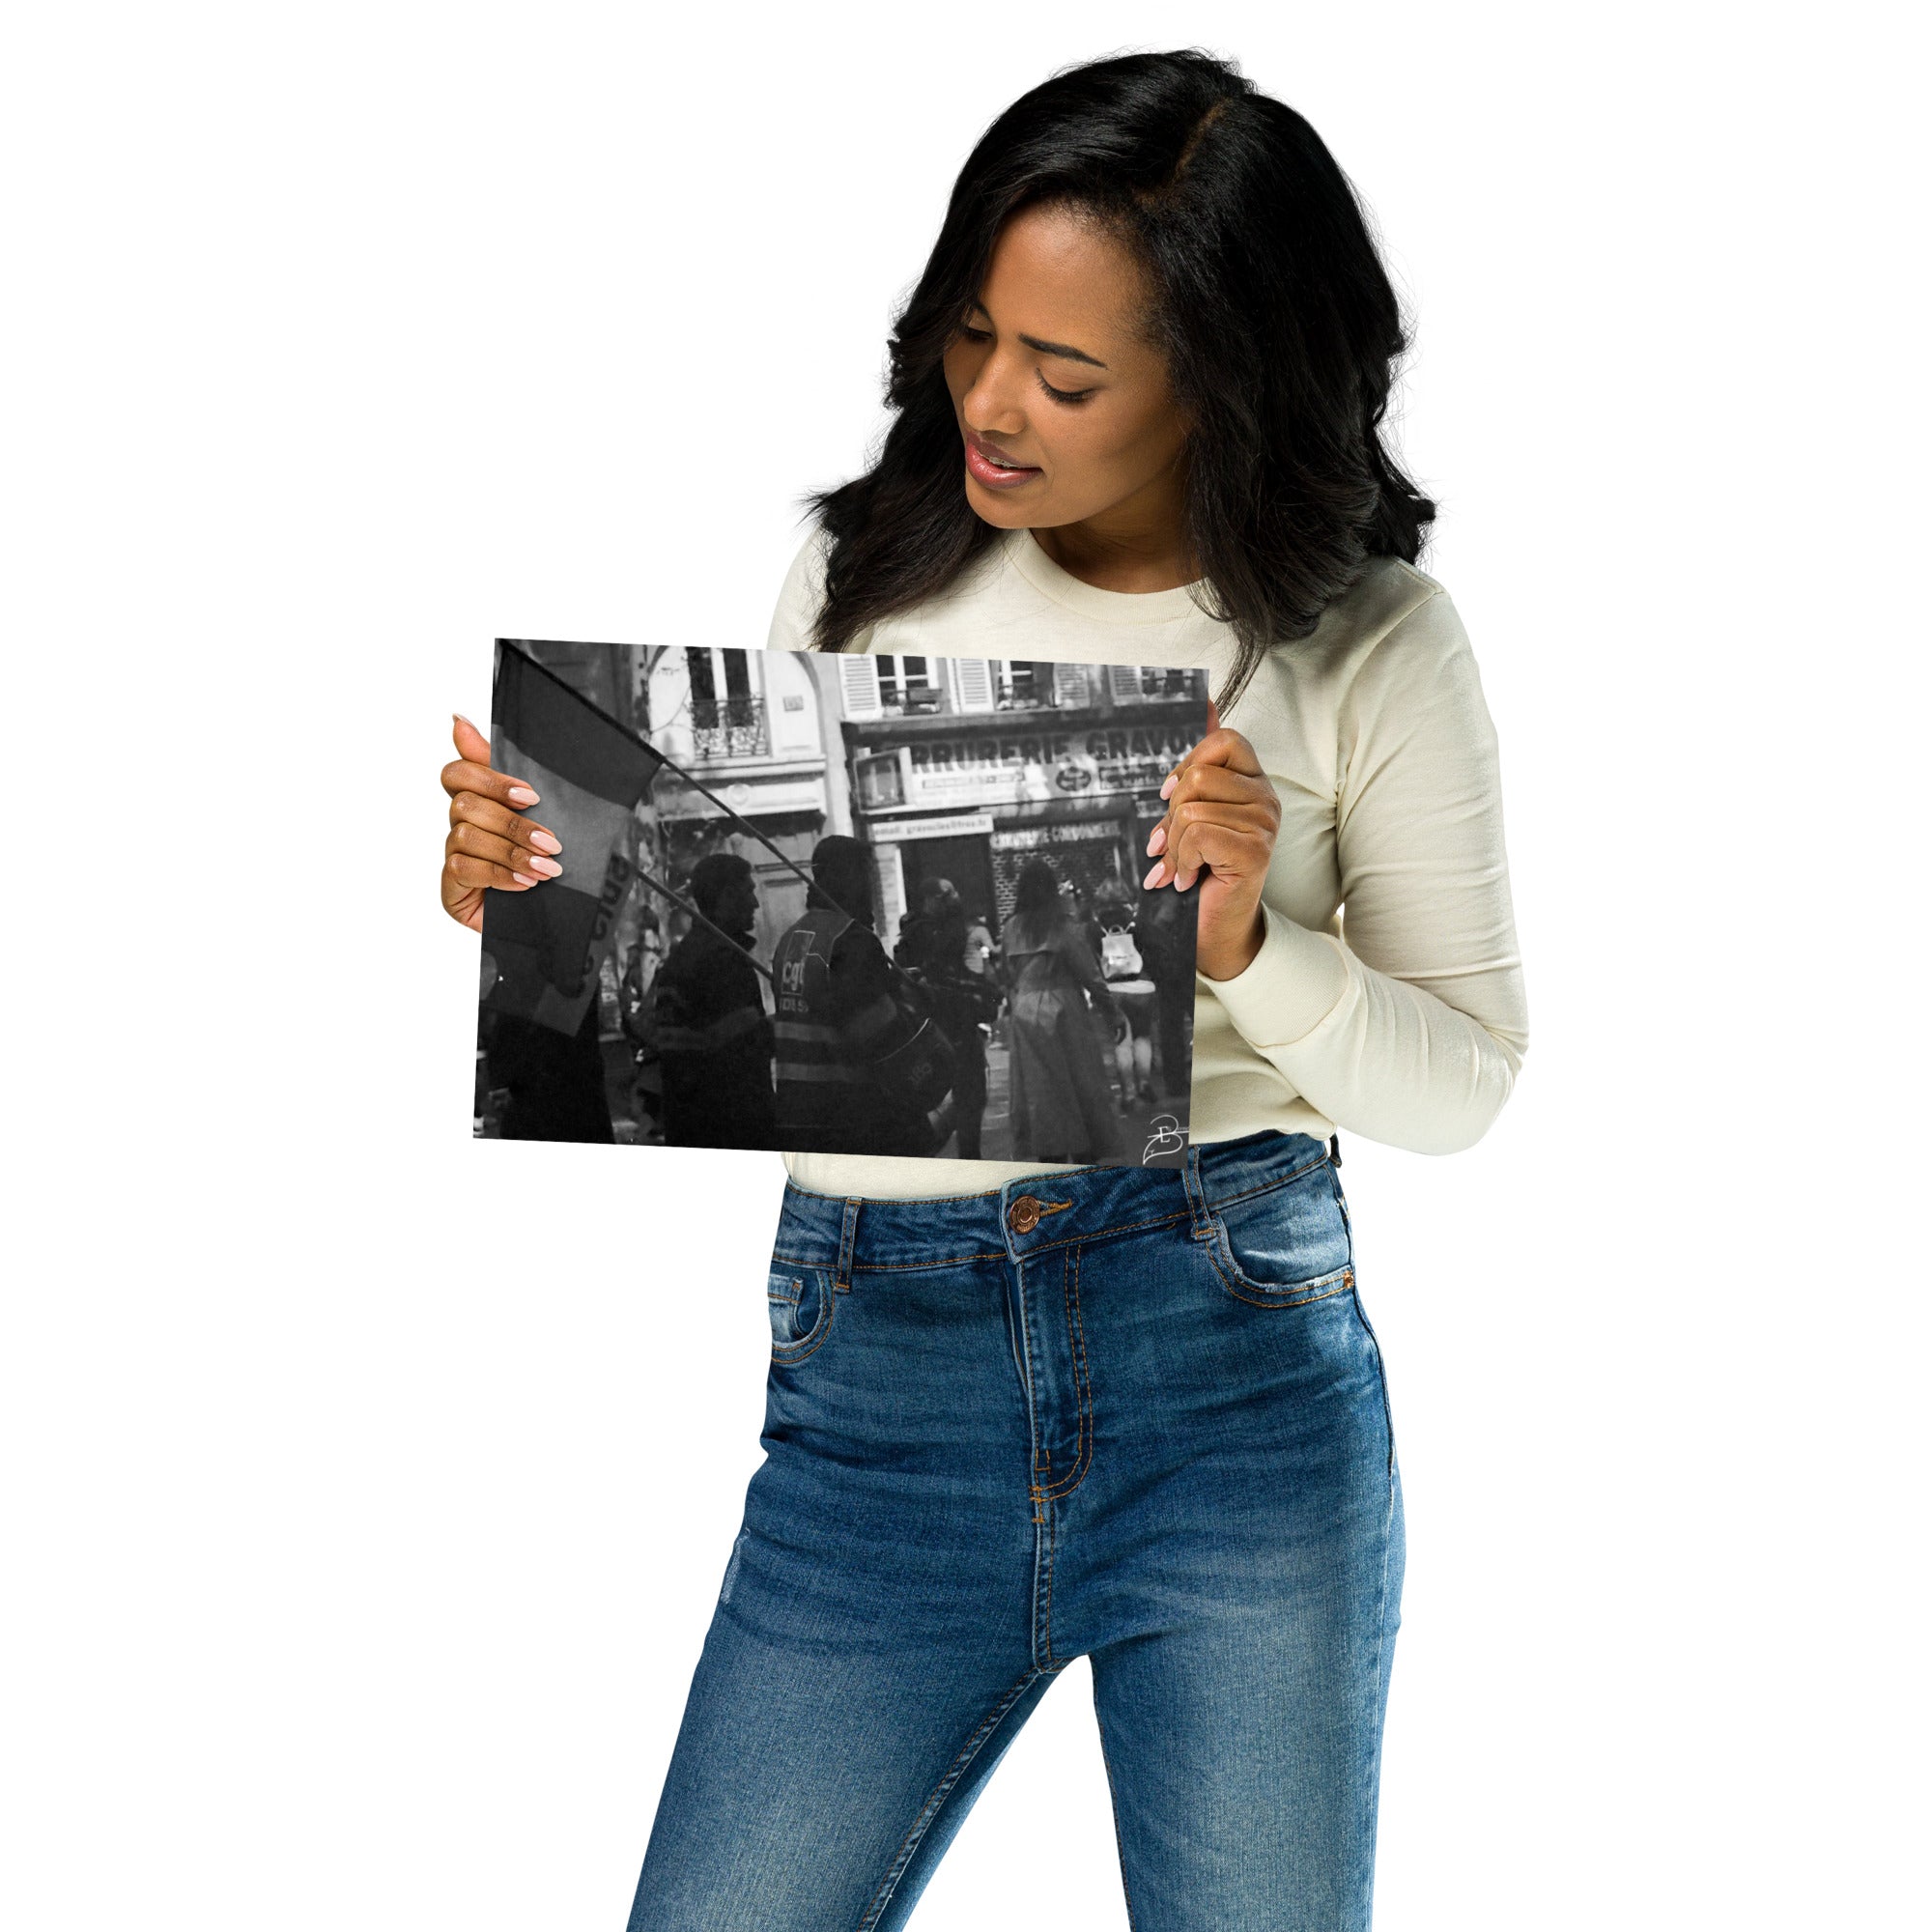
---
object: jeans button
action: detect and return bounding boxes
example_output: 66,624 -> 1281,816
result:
1008,1195 -> 1042,1235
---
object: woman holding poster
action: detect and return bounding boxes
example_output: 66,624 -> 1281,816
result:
441,47 -> 1527,1930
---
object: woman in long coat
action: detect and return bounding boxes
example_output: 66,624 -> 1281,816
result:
1000,858 -> 1125,1164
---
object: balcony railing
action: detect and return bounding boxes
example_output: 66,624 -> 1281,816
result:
995,663 -> 1055,710
879,683 -> 944,719
691,694 -> 768,760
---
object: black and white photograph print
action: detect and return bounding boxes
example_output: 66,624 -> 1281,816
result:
474,639 -> 1208,1167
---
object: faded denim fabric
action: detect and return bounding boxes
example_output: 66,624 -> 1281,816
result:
626,1130 -> 1404,1931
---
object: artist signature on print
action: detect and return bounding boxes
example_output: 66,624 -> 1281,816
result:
1142,1115 -> 1184,1163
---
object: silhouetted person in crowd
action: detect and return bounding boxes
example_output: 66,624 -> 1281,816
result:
1134,877 -> 1194,1104
895,875 -> 994,1159
773,837 -> 948,1156
650,852 -> 778,1148
1000,858 -> 1123,1163
484,995 -> 614,1144
1092,881 -> 1159,1107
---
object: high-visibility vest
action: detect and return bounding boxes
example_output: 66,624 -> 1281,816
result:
772,906 -> 867,1098
773,907 -> 956,1157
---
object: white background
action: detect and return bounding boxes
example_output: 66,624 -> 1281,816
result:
5,4 -> 1924,1927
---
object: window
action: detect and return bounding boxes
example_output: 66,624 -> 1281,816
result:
1138,667 -> 1195,699
995,661 -> 1054,710
1106,664 -> 1198,704
684,647 -> 767,758
877,654 -> 940,717
855,750 -> 906,810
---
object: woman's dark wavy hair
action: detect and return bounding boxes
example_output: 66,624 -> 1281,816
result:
801,48 -> 1435,712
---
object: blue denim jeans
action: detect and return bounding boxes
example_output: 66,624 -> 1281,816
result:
626,1130 -> 1405,1930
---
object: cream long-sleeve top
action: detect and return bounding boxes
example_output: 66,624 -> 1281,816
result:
766,521 -> 1528,1201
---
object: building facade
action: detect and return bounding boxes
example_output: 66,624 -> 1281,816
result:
507,639 -> 1202,980
640,644 -> 834,960
838,653 -> 1205,948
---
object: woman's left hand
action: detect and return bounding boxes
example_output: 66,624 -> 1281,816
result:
1143,700 -> 1281,981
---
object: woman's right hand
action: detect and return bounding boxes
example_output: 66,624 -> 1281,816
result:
440,713 -> 565,934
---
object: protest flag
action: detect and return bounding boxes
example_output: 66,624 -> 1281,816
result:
478,642 -> 665,1035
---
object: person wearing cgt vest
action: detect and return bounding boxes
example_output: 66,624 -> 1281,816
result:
772,835 -> 954,1156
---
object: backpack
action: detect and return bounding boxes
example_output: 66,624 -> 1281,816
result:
1100,926 -> 1143,980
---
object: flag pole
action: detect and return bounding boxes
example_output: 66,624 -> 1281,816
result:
494,643 -> 923,988
622,708 -> 939,1001
639,737 -> 863,921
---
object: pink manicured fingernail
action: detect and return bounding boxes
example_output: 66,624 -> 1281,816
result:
1145,824 -> 1166,858
512,870 -> 539,886
507,784 -> 539,805
527,855 -> 562,877
1143,861 -> 1166,889
1160,773 -> 1179,799
528,829 -> 562,854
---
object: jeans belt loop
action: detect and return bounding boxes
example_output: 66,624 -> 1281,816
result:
1181,1145 -> 1212,1241
837,1197 -> 864,1292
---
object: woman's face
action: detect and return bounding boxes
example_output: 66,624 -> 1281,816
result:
941,203 -> 1190,536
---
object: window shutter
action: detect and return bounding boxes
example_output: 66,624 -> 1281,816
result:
1053,662 -> 1091,707
950,657 -> 996,712
1107,663 -> 1143,704
838,654 -> 883,719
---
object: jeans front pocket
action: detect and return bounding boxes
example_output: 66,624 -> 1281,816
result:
1206,1156 -> 1355,1308
767,1263 -> 837,1365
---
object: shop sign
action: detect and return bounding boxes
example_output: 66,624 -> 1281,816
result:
855,721 -> 1194,814
990,821 -> 1124,852
656,773 -> 829,821
871,812 -> 997,843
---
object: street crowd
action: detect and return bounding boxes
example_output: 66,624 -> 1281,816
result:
478,838 -> 1194,1164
